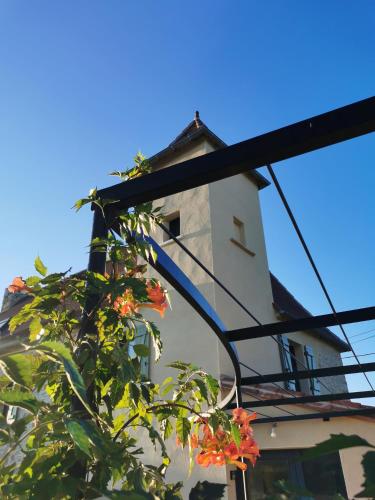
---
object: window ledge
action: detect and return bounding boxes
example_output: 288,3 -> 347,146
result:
161,235 -> 185,247
230,238 -> 256,257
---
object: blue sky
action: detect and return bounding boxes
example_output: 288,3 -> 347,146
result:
0,1 -> 374,399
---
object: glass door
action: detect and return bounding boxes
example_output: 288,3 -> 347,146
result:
243,450 -> 347,500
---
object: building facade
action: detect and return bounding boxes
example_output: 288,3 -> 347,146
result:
1,113 -> 374,499
140,113 -> 375,499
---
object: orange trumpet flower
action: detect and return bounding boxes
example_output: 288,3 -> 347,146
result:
8,277 -> 31,294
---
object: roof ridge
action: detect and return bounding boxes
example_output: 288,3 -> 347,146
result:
148,112 -> 270,190
169,111 -> 226,149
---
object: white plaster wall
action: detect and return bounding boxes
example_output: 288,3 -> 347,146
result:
208,172 -> 283,380
142,139 -> 230,496
143,135 -> 360,498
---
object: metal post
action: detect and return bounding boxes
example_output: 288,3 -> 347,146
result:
78,206 -> 108,339
70,206 -> 108,483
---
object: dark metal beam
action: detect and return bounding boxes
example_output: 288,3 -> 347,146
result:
97,96 -> 375,210
71,206 -> 108,481
241,362 -> 375,386
227,390 -> 375,409
251,407 -> 375,424
226,306 -> 375,342
126,234 -> 242,408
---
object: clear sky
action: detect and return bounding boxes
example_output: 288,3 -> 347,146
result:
0,1 -> 374,400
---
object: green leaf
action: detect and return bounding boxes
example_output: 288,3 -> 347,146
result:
102,491 -> 151,499
162,419 -> 173,441
65,418 -> 110,461
34,256 -> 47,276
176,417 -> 190,447
91,272 -> 108,282
189,481 -> 226,500
129,382 -> 141,406
100,379 -> 113,398
209,413 -> 220,434
0,389 -> 41,415
355,451 -> 375,497
11,414 -> 33,437
133,344 -> 149,357
230,423 -> 241,448
0,353 -> 34,388
29,317 -> 42,342
145,322 -> 162,362
8,303 -> 37,333
36,341 -> 89,411
73,197 -> 91,212
205,375 -> 219,400
168,361 -> 190,371
65,419 -> 93,458
140,384 -> 151,404
161,383 -> 174,397
162,376 -> 174,386
301,434 -> 375,461
147,424 -> 170,462
193,379 -> 209,403
25,276 -> 40,286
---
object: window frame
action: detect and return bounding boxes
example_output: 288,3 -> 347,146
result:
162,212 -> 181,243
233,216 -> 246,246
243,449 -> 348,500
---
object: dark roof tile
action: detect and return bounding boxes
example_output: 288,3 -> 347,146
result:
270,273 -> 350,352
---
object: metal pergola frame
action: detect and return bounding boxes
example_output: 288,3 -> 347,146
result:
85,96 -> 375,428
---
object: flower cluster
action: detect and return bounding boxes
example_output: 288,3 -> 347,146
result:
192,408 -> 259,471
113,289 -> 139,316
8,277 -> 31,294
114,281 -> 168,318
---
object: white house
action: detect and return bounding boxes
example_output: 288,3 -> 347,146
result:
141,112 -> 375,500
1,112 -> 374,499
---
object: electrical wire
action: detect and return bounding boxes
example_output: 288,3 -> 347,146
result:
349,327 -> 375,339
266,164 -> 375,394
342,352 -> 375,359
352,333 -> 375,344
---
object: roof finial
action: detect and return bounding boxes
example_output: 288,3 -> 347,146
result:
194,110 -> 200,127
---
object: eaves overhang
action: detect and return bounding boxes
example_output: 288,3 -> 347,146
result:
149,117 -> 270,190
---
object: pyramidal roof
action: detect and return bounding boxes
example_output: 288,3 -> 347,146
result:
168,111 -> 227,149
149,111 -> 269,189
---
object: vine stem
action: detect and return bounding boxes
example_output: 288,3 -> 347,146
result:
113,402 -> 208,442
0,417 -> 60,468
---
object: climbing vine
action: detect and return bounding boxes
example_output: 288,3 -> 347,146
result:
0,154 -> 259,499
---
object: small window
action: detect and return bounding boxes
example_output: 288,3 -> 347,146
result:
304,345 -> 320,395
233,217 -> 246,245
279,335 -> 298,391
279,337 -> 320,395
288,342 -> 301,392
163,213 -> 181,242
